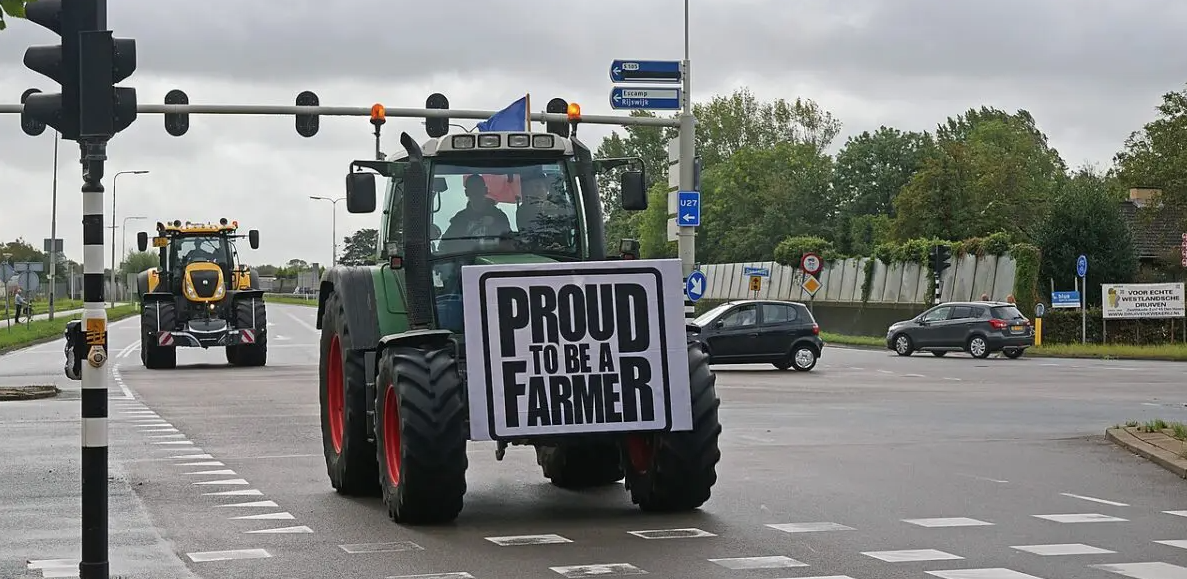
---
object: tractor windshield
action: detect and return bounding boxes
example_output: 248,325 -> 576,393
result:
170,235 -> 232,269
430,160 -> 581,257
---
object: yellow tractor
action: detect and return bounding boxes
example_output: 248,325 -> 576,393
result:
135,218 -> 267,369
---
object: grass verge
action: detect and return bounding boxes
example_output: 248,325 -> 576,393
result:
0,304 -> 140,355
264,294 -> 317,307
821,331 -> 1187,361
24,299 -> 85,315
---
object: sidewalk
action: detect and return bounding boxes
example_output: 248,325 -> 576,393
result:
6,303 -> 132,325
1107,425 -> 1187,479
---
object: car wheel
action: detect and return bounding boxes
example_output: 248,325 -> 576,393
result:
1003,348 -> 1024,359
791,345 -> 817,372
967,335 -> 990,359
772,359 -> 792,371
931,351 -> 947,357
893,334 -> 914,356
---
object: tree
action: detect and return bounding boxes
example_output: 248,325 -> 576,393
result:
0,0 -> 32,31
339,228 -> 378,266
594,111 -> 675,247
120,251 -> 159,276
1114,84 -> 1187,232
1035,167 -> 1137,306
693,88 -> 842,166
1,238 -> 47,263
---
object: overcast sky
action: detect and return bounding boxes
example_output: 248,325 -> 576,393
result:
2,0 -> 1184,267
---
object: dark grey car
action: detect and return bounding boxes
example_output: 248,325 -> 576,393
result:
688,299 -> 824,371
885,301 -> 1034,359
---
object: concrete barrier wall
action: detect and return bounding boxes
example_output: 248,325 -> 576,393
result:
698,253 -> 1018,306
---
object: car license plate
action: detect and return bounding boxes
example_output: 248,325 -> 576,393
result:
1010,325 -> 1024,332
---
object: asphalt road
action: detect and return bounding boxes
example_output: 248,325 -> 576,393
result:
2,303 -> 1186,579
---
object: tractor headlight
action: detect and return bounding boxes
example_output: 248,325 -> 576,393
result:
477,134 -> 500,148
451,135 -> 476,149
508,134 -> 530,148
532,134 -> 555,148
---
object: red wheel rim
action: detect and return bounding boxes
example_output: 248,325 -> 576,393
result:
383,382 -> 401,486
326,335 -> 345,453
625,434 -> 654,474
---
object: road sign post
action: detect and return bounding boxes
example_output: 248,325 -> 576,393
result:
1077,255 -> 1087,343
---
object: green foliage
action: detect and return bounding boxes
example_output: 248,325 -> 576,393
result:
772,235 -> 837,267
637,182 -> 675,259
120,251 -> 159,276
0,0 -> 32,31
340,228 -> 379,266
1114,83 -> 1187,234
1010,242 -> 1041,310
1039,307 -> 1187,345
860,258 -> 876,302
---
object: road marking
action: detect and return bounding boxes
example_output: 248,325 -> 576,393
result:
120,410 -> 157,415
943,377 -> 963,381
185,469 -> 237,475
1040,363 -> 1061,366
138,427 -> 179,433
111,364 -> 134,398
550,563 -> 647,577
148,433 -> 187,439
339,541 -> 424,554
132,418 -> 168,423
1033,513 -> 1128,523
26,559 -> 77,577
1155,540 -> 1187,550
231,512 -> 295,520
877,369 -> 893,374
955,473 -> 1008,483
284,310 -> 319,334
766,522 -> 854,533
627,528 -> 716,539
862,549 -> 963,562
192,478 -> 249,485
1165,511 -> 1187,517
486,534 -> 572,546
1091,562 -> 1187,578
245,525 -> 313,534
1061,492 -> 1129,506
1103,366 -> 1137,371
388,574 -> 474,579
176,461 -> 224,467
203,489 -> 264,496
186,548 -> 271,563
153,440 -> 194,445
927,569 -> 1045,579
1011,543 -> 1116,556
903,373 -> 926,378
214,500 -> 278,508
170,453 -> 213,459
707,556 -> 808,569
903,517 -> 994,527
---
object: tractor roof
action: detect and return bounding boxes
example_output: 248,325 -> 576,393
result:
157,219 -> 239,235
386,131 -> 574,162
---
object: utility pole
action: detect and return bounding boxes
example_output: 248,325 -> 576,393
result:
676,0 -> 697,320
49,130 -> 60,319
309,196 -> 343,266
109,169 -> 149,306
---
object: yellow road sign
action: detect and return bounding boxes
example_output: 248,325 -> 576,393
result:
749,275 -> 762,292
801,274 -> 822,296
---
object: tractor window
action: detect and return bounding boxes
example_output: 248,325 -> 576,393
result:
171,236 -> 230,268
430,160 -> 580,257
381,175 -> 405,257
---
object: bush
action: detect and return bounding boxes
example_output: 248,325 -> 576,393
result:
773,235 -> 839,267
1039,307 -> 1187,345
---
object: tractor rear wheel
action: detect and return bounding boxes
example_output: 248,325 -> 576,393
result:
537,442 -> 625,489
141,301 -> 177,370
229,297 -> 267,367
622,341 -> 721,512
375,343 -> 468,525
318,291 -> 379,496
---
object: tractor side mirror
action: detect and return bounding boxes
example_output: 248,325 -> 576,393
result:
345,172 -> 377,213
137,231 -> 148,252
248,229 -> 260,249
620,171 -> 647,211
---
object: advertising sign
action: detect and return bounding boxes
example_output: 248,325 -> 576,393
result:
1101,283 -> 1186,320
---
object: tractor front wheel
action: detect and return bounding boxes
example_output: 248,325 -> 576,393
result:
229,297 -> 267,367
621,341 -> 722,512
374,343 -> 468,525
318,291 -> 379,496
141,301 -> 177,370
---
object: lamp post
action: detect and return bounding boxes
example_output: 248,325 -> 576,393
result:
120,216 -> 147,268
110,170 -> 149,306
309,196 -> 344,266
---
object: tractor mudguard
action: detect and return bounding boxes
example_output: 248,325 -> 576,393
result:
141,291 -> 174,304
230,288 -> 265,301
316,267 -> 382,353
376,328 -> 454,353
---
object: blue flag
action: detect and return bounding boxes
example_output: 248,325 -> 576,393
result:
477,95 -> 529,132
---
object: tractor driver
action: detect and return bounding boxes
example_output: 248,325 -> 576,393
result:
438,174 -> 512,253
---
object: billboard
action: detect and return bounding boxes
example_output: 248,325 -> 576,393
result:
1101,282 -> 1185,320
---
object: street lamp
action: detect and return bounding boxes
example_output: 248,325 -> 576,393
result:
120,216 -> 147,266
309,196 -> 344,266
110,170 -> 149,306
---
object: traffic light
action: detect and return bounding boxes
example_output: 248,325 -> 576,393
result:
546,98 -> 570,137
164,89 -> 189,136
20,88 -> 48,136
932,243 -> 953,272
424,93 -> 450,138
77,28 -> 138,138
21,0 -> 95,141
295,90 -> 319,137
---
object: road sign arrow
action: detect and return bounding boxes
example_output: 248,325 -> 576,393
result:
682,214 -> 694,222
690,277 -> 702,295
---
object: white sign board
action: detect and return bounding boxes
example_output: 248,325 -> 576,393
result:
1101,282 -> 1186,320
461,258 -> 692,442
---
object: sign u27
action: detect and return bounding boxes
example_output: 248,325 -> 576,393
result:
460,259 -> 693,441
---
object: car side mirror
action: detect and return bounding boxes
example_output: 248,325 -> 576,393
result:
346,172 -> 377,213
713,320 -> 725,329
136,231 -> 148,252
248,229 -> 260,249
620,171 -> 647,211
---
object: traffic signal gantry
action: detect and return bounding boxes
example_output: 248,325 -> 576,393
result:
3,7 -> 701,576
930,243 -> 953,303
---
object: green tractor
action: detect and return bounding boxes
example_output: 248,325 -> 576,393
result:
315,96 -> 721,525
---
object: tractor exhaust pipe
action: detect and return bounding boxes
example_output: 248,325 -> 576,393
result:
399,132 -> 434,330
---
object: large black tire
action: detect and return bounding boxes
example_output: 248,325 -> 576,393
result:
140,301 -> 177,370
536,442 -> 625,489
374,343 -> 468,525
318,291 -> 379,496
622,341 -> 721,512
228,296 -> 267,367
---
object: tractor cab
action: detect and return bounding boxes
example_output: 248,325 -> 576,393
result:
137,219 -> 261,315
341,100 -> 648,339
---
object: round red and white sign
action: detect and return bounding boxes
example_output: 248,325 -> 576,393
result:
801,252 -> 822,274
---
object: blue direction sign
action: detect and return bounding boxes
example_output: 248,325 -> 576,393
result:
1052,291 -> 1081,308
685,270 -> 707,302
610,87 -> 681,110
609,60 -> 682,84
1076,254 -> 1088,278
676,190 -> 700,227
743,266 -> 770,277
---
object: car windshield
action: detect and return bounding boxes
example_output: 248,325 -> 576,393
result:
991,305 -> 1026,320
170,235 -> 230,267
430,160 -> 581,257
693,303 -> 734,327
